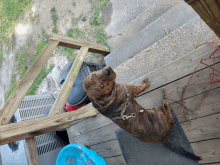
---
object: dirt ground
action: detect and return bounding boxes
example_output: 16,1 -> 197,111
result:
0,0 -> 107,108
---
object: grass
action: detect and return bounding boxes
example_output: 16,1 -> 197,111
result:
0,0 -> 33,42
72,18 -> 78,25
50,7 -> 58,33
5,27 -> 53,101
82,16 -> 86,22
90,0 -> 110,25
93,25 -> 108,46
0,43 -> 3,61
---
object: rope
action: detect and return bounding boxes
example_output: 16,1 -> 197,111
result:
163,37 -> 220,124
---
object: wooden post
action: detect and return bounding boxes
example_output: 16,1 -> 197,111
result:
50,33 -> 110,55
49,46 -> 89,115
184,0 -> 220,37
0,40 -> 59,125
25,138 -> 40,165
0,106 -> 97,145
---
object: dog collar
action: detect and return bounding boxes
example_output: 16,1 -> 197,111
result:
112,84 -> 131,120
122,84 -> 130,102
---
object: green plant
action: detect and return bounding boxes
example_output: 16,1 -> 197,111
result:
0,0 -> 33,41
72,18 -> 78,25
52,27 -> 57,33
50,7 -> 58,33
82,16 -> 86,22
93,25 -> 108,46
90,0 -> 110,25
26,65 -> 53,95
51,7 -> 58,25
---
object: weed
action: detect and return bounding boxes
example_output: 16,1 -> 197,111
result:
5,83 -> 17,102
82,16 -> 86,22
72,18 -> 78,25
90,0 -> 110,25
26,65 -> 53,95
50,7 -> 58,33
51,7 -> 58,25
0,44 -> 3,61
52,27 -> 58,34
0,0 -> 33,41
93,25 -> 108,46
78,14 -> 83,20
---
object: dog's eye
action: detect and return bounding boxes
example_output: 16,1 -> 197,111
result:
100,84 -> 104,89
92,74 -> 96,77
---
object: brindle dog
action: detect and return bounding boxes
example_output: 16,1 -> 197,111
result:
82,66 -> 201,160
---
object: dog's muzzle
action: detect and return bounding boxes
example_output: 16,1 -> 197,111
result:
104,69 -> 110,76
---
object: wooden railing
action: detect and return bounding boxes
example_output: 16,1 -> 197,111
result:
184,0 -> 220,38
0,32 -> 110,165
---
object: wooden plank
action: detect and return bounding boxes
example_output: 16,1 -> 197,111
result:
90,139 -> 123,158
0,106 -> 97,145
129,44 -> 220,95
171,87 -> 220,122
69,123 -> 120,146
201,163 -> 220,165
67,112 -> 113,137
136,61 -> 220,108
180,113 -> 220,142
49,32 -> 110,55
191,138 -> 220,164
104,155 -> 126,165
0,40 -> 59,125
49,47 -> 89,115
25,137 -> 40,165
184,0 -> 220,37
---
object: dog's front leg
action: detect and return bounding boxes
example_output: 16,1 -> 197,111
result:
129,78 -> 150,98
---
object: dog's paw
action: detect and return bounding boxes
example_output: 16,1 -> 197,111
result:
143,78 -> 150,85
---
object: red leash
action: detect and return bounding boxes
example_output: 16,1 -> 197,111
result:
164,37 -> 220,124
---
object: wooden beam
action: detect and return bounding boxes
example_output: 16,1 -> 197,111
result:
49,32 -> 110,56
49,47 -> 89,115
191,138 -> 220,164
0,40 -> 59,125
184,0 -> 220,37
25,137 -> 40,165
0,106 -> 97,145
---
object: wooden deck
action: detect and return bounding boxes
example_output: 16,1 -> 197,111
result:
67,44 -> 220,165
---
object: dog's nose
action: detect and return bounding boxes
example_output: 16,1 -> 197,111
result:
104,69 -> 110,76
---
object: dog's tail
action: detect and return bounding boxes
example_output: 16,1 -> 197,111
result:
161,140 -> 201,161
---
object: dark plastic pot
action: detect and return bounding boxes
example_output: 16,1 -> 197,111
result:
59,60 -> 105,106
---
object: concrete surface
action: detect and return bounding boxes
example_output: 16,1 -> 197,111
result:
104,1 -> 198,69
108,0 -> 182,51
114,16 -> 215,84
104,0 -> 157,38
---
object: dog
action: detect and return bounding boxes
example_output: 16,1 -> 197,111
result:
82,66 -> 201,160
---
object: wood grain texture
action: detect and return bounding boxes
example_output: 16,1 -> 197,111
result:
25,137 -> 40,165
184,0 -> 220,37
67,112 -> 113,137
129,44 -> 220,95
171,87 -> 220,122
0,106 -> 97,145
49,47 -> 89,115
49,32 -> 110,55
181,113 -> 220,142
90,139 -> 123,158
191,138 -> 220,164
136,60 -> 220,108
0,40 -> 59,125
104,155 -> 126,165
69,123 -> 120,146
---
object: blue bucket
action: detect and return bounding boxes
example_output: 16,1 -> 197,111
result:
56,144 -> 107,165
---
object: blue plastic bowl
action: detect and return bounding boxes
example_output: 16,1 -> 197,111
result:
56,144 -> 107,165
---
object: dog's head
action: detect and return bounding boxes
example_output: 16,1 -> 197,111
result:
82,66 -> 116,101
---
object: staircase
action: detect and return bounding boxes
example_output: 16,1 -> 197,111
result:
102,0 -> 215,84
